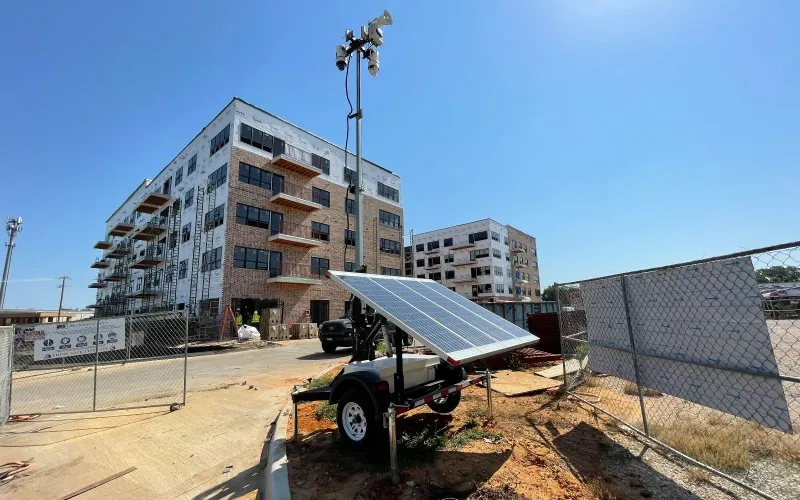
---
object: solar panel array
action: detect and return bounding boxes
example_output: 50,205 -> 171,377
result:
327,271 -> 539,364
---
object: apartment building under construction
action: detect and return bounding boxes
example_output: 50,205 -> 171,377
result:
89,97 -> 403,325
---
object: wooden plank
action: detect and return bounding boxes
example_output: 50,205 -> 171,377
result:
489,370 -> 562,396
59,467 -> 137,500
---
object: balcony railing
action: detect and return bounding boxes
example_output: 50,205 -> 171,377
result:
268,220 -> 325,248
451,257 -> 476,267
132,216 -> 168,240
130,244 -> 166,269
450,237 -> 476,250
91,258 -> 110,269
269,182 -> 324,211
272,144 -> 323,177
105,241 -> 133,259
266,262 -> 323,284
89,274 -> 107,289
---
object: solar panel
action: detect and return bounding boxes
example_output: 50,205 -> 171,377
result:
327,271 -> 539,364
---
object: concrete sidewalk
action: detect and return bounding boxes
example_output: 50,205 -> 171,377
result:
0,340 -> 349,499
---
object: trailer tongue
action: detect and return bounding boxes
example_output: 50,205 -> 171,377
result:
292,271 -> 539,483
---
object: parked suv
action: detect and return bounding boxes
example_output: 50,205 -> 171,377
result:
319,317 -> 411,353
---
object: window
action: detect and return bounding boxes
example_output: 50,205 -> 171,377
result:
234,246 -> 271,270
381,267 -> 401,276
505,252 -> 509,262
494,266 -> 503,276
345,261 -> 356,272
531,248 -> 537,256
344,167 -> 357,184
416,259 -> 425,267
504,236 -> 509,245
184,188 -> 194,209
509,285 -> 514,294
136,277 -> 142,291
417,274 -> 425,279
238,162 -> 285,192
312,187 -> 330,207
380,238 -> 401,254
162,177 -> 172,195
377,182 -> 400,202
312,222 -> 329,241
535,289 -> 541,297
210,124 -> 230,155
415,243 -> 424,252
495,284 -> 505,293
472,231 -> 488,242
491,231 -> 500,242
235,203 -> 282,233
426,240 -> 440,251
345,229 -> 356,246
345,198 -> 357,215
201,247 -> 222,271
470,266 -> 492,278
472,283 -> 491,295
379,210 -> 401,228
507,268 -> 511,277
445,270 -> 455,279
208,163 -> 228,190
311,154 -> 330,175
427,256 -> 441,267
429,272 -> 442,281
444,254 -> 453,263
311,257 -> 329,277
187,154 -> 197,175
493,249 -> 502,259
443,238 -> 453,247
204,204 -> 225,231
178,259 -> 188,279
470,248 -> 489,260
175,166 -> 183,186
182,223 -> 192,243
241,122 -> 285,155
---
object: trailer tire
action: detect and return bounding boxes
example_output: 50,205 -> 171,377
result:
427,391 -> 461,414
321,343 -> 337,353
337,389 -> 378,448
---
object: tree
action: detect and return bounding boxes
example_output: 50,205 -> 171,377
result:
755,265 -> 800,284
541,284 -> 579,303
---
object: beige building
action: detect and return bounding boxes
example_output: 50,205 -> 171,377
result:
0,309 -> 94,326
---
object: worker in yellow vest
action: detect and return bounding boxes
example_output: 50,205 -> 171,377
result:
235,309 -> 243,327
251,310 -> 261,326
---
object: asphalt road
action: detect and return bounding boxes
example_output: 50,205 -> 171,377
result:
10,340 -> 351,416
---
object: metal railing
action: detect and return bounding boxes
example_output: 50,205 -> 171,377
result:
556,241 -> 800,500
273,181 -> 317,202
269,261 -> 325,280
273,220 -> 323,241
280,143 -> 314,166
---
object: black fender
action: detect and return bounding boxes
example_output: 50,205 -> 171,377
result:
329,371 -> 390,420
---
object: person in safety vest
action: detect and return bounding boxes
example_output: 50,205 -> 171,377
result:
251,310 -> 261,326
235,309 -> 243,326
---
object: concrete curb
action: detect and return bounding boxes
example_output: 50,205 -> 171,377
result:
265,362 -> 343,500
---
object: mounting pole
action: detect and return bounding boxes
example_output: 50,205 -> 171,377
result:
354,49 -> 364,270
0,217 -> 22,309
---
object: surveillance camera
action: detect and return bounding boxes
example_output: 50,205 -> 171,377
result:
366,48 -> 379,77
367,9 -> 392,46
335,44 -> 348,71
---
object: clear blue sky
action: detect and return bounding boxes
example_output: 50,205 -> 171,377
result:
1,1 -> 798,309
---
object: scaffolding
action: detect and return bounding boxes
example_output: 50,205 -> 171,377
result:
188,186 -> 206,317
162,199 -> 182,310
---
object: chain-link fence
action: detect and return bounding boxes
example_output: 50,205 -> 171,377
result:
557,242 -> 800,500
0,327 -> 12,426
10,311 -> 187,416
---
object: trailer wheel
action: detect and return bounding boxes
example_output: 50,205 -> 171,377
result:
426,391 -> 461,414
321,343 -> 337,353
337,389 -> 377,448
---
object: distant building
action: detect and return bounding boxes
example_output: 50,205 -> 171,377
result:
0,309 -> 94,326
404,245 -> 414,276
410,219 -> 540,301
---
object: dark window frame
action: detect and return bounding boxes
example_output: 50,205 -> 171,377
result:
312,187 -> 330,207
377,182 -> 400,202
311,257 -> 330,277
379,209 -> 401,228
311,221 -> 330,241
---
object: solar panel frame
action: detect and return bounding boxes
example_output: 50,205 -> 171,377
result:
327,271 -> 539,364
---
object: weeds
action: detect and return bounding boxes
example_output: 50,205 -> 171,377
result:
685,467 -> 709,484
586,477 -> 626,500
307,376 -> 333,390
584,376 -> 601,388
622,382 -> 662,397
398,427 -> 446,461
375,340 -> 386,355
313,402 -> 337,422
505,353 -> 524,371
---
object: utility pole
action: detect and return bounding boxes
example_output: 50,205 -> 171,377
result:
335,10 -> 393,271
0,217 -> 23,309
57,276 -> 70,322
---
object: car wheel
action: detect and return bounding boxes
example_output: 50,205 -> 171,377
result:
322,343 -> 337,353
426,391 -> 461,414
337,389 -> 378,448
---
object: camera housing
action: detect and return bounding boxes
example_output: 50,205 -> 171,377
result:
336,45 -> 348,71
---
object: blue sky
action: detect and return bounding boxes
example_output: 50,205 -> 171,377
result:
1,1 -> 798,309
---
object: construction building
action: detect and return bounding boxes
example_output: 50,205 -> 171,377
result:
410,219 -> 540,301
89,97 -> 403,325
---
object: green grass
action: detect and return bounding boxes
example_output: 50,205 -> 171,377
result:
313,402 -> 337,422
307,376 -> 333,390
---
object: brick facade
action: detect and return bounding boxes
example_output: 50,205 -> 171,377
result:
221,146 -> 404,323
506,225 -> 541,300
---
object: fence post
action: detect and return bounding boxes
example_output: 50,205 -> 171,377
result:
555,283 -> 569,390
182,314 -> 188,406
92,318 -> 100,412
619,275 -> 650,436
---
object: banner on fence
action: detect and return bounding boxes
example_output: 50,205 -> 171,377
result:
32,317 -> 126,361
581,257 -> 793,432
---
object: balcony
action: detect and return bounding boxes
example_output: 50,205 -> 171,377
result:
130,245 -> 166,269
131,217 -> 168,241
511,247 -> 524,254
265,262 -> 322,285
269,182 -> 324,211
94,240 -> 113,250
514,263 -> 526,269
109,222 -> 135,237
134,192 -> 172,214
451,276 -> 477,284
272,144 -> 323,177
103,267 -> 127,282
91,259 -> 110,269
126,283 -> 162,299
451,258 -> 476,267
88,278 -> 107,289
450,238 -> 476,250
268,221 -> 324,248
423,247 -> 440,255
105,242 -> 132,259
424,263 -> 441,270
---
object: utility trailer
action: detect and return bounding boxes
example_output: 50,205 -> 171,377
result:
291,271 -> 539,482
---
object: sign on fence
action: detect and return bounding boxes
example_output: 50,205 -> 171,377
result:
32,317 -> 126,361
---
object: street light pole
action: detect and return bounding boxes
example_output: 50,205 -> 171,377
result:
0,217 -> 23,309
57,276 -> 69,322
